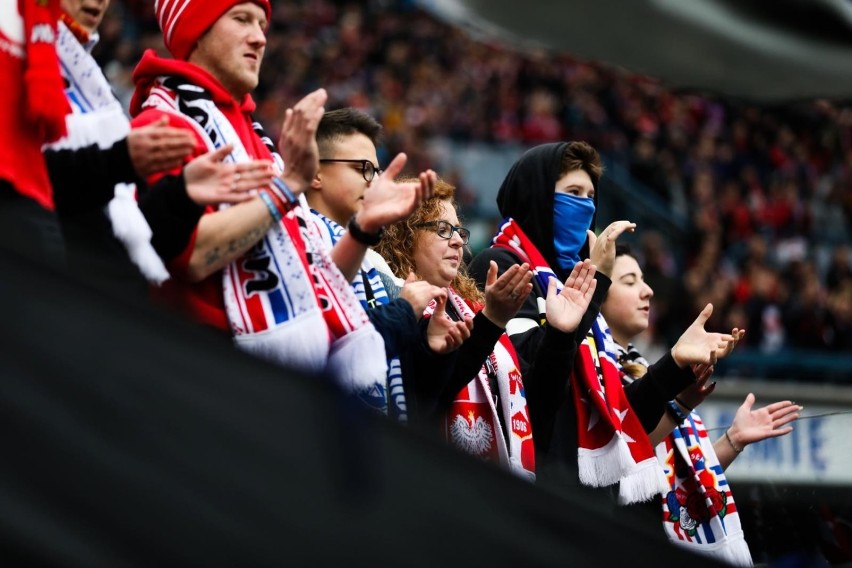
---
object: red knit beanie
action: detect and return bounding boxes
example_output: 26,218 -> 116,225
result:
154,0 -> 272,60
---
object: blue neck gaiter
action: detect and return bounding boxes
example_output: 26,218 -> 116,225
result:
553,193 -> 595,272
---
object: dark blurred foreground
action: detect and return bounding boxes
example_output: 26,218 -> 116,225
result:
0,247 -> 726,567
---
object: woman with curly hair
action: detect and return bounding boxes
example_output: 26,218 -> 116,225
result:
375,177 -> 597,480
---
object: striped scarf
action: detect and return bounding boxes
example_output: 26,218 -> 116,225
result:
491,218 -> 666,501
311,210 -> 408,422
617,344 -> 752,566
425,289 -> 536,481
49,19 -> 168,284
141,78 -> 386,392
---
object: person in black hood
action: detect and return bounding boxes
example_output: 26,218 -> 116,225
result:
470,141 -> 736,501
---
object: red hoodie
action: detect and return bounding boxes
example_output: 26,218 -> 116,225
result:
130,49 -> 273,330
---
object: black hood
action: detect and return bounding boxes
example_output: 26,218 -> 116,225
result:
496,142 -> 598,280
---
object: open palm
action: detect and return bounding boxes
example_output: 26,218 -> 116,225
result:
545,259 -> 597,333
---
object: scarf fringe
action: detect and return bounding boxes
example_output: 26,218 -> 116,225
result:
670,532 -> 753,567
617,456 -> 670,504
327,324 -> 390,392
107,184 -> 170,285
577,433 -> 635,487
232,309 -> 330,375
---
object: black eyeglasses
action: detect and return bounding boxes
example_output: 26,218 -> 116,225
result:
318,159 -> 382,182
414,220 -> 471,245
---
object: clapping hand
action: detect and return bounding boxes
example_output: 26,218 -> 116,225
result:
277,88 -> 327,193
670,303 -> 736,368
545,259 -> 598,333
183,145 -> 273,205
481,261 -> 533,328
356,154 -> 436,233
426,292 -> 473,354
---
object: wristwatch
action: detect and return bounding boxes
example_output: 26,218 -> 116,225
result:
347,215 -> 384,246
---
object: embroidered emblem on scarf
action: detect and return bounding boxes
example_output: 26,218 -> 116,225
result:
424,289 -> 535,481
491,217 -> 665,501
658,414 -> 753,566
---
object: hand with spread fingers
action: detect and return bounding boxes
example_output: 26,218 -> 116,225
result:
670,303 -> 737,368
481,261 -> 533,328
545,259 -> 598,333
128,116 -> 196,178
587,220 -> 636,277
716,393 -> 802,468
727,394 -> 802,448
183,145 -> 273,205
356,154 -> 437,234
277,88 -> 327,193
427,292 -> 474,354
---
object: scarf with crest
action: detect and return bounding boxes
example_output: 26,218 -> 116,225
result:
491,217 -> 666,502
424,288 -> 535,481
618,345 -> 752,566
140,76 -> 386,393
311,210 -> 408,422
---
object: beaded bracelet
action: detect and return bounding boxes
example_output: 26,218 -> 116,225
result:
258,190 -> 283,224
269,177 -> 298,206
724,428 -> 744,453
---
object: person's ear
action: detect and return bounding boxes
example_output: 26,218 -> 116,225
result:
310,171 -> 322,191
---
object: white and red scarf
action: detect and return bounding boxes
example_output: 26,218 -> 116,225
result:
141,78 -> 386,392
425,289 -> 535,481
491,218 -> 666,501
49,17 -> 168,284
658,414 -> 752,566
617,332 -> 752,564
312,210 -> 408,422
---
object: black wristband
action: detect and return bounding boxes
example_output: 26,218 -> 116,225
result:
666,399 -> 690,423
347,215 -> 384,246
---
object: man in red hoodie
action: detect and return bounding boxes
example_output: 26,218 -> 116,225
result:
130,0 -> 434,387
0,0 -> 70,264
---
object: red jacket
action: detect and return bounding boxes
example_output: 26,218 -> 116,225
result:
0,4 -> 57,210
130,49 -> 273,330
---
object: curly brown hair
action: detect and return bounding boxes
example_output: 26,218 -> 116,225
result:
374,177 -> 484,304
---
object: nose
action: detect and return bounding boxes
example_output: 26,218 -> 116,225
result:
249,22 -> 267,47
448,230 -> 465,247
641,282 -> 654,299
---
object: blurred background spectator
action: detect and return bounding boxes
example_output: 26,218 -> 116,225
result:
96,0 -> 851,380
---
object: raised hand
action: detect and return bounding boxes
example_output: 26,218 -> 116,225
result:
399,272 -> 444,317
356,154 -> 437,233
545,259 -> 598,333
426,292 -> 474,354
481,261 -> 533,328
587,220 -> 636,277
727,393 -> 801,448
182,145 -> 273,205
670,303 -> 736,368
278,88 -> 327,193
128,116 -> 196,178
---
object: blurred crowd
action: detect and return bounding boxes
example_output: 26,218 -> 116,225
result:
98,0 -> 852,364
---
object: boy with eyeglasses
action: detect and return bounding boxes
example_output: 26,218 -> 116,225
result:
308,107 -> 464,420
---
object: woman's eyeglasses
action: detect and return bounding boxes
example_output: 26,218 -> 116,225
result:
414,220 -> 471,245
318,159 -> 382,182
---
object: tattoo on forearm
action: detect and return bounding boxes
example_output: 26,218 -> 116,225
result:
205,224 -> 270,268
